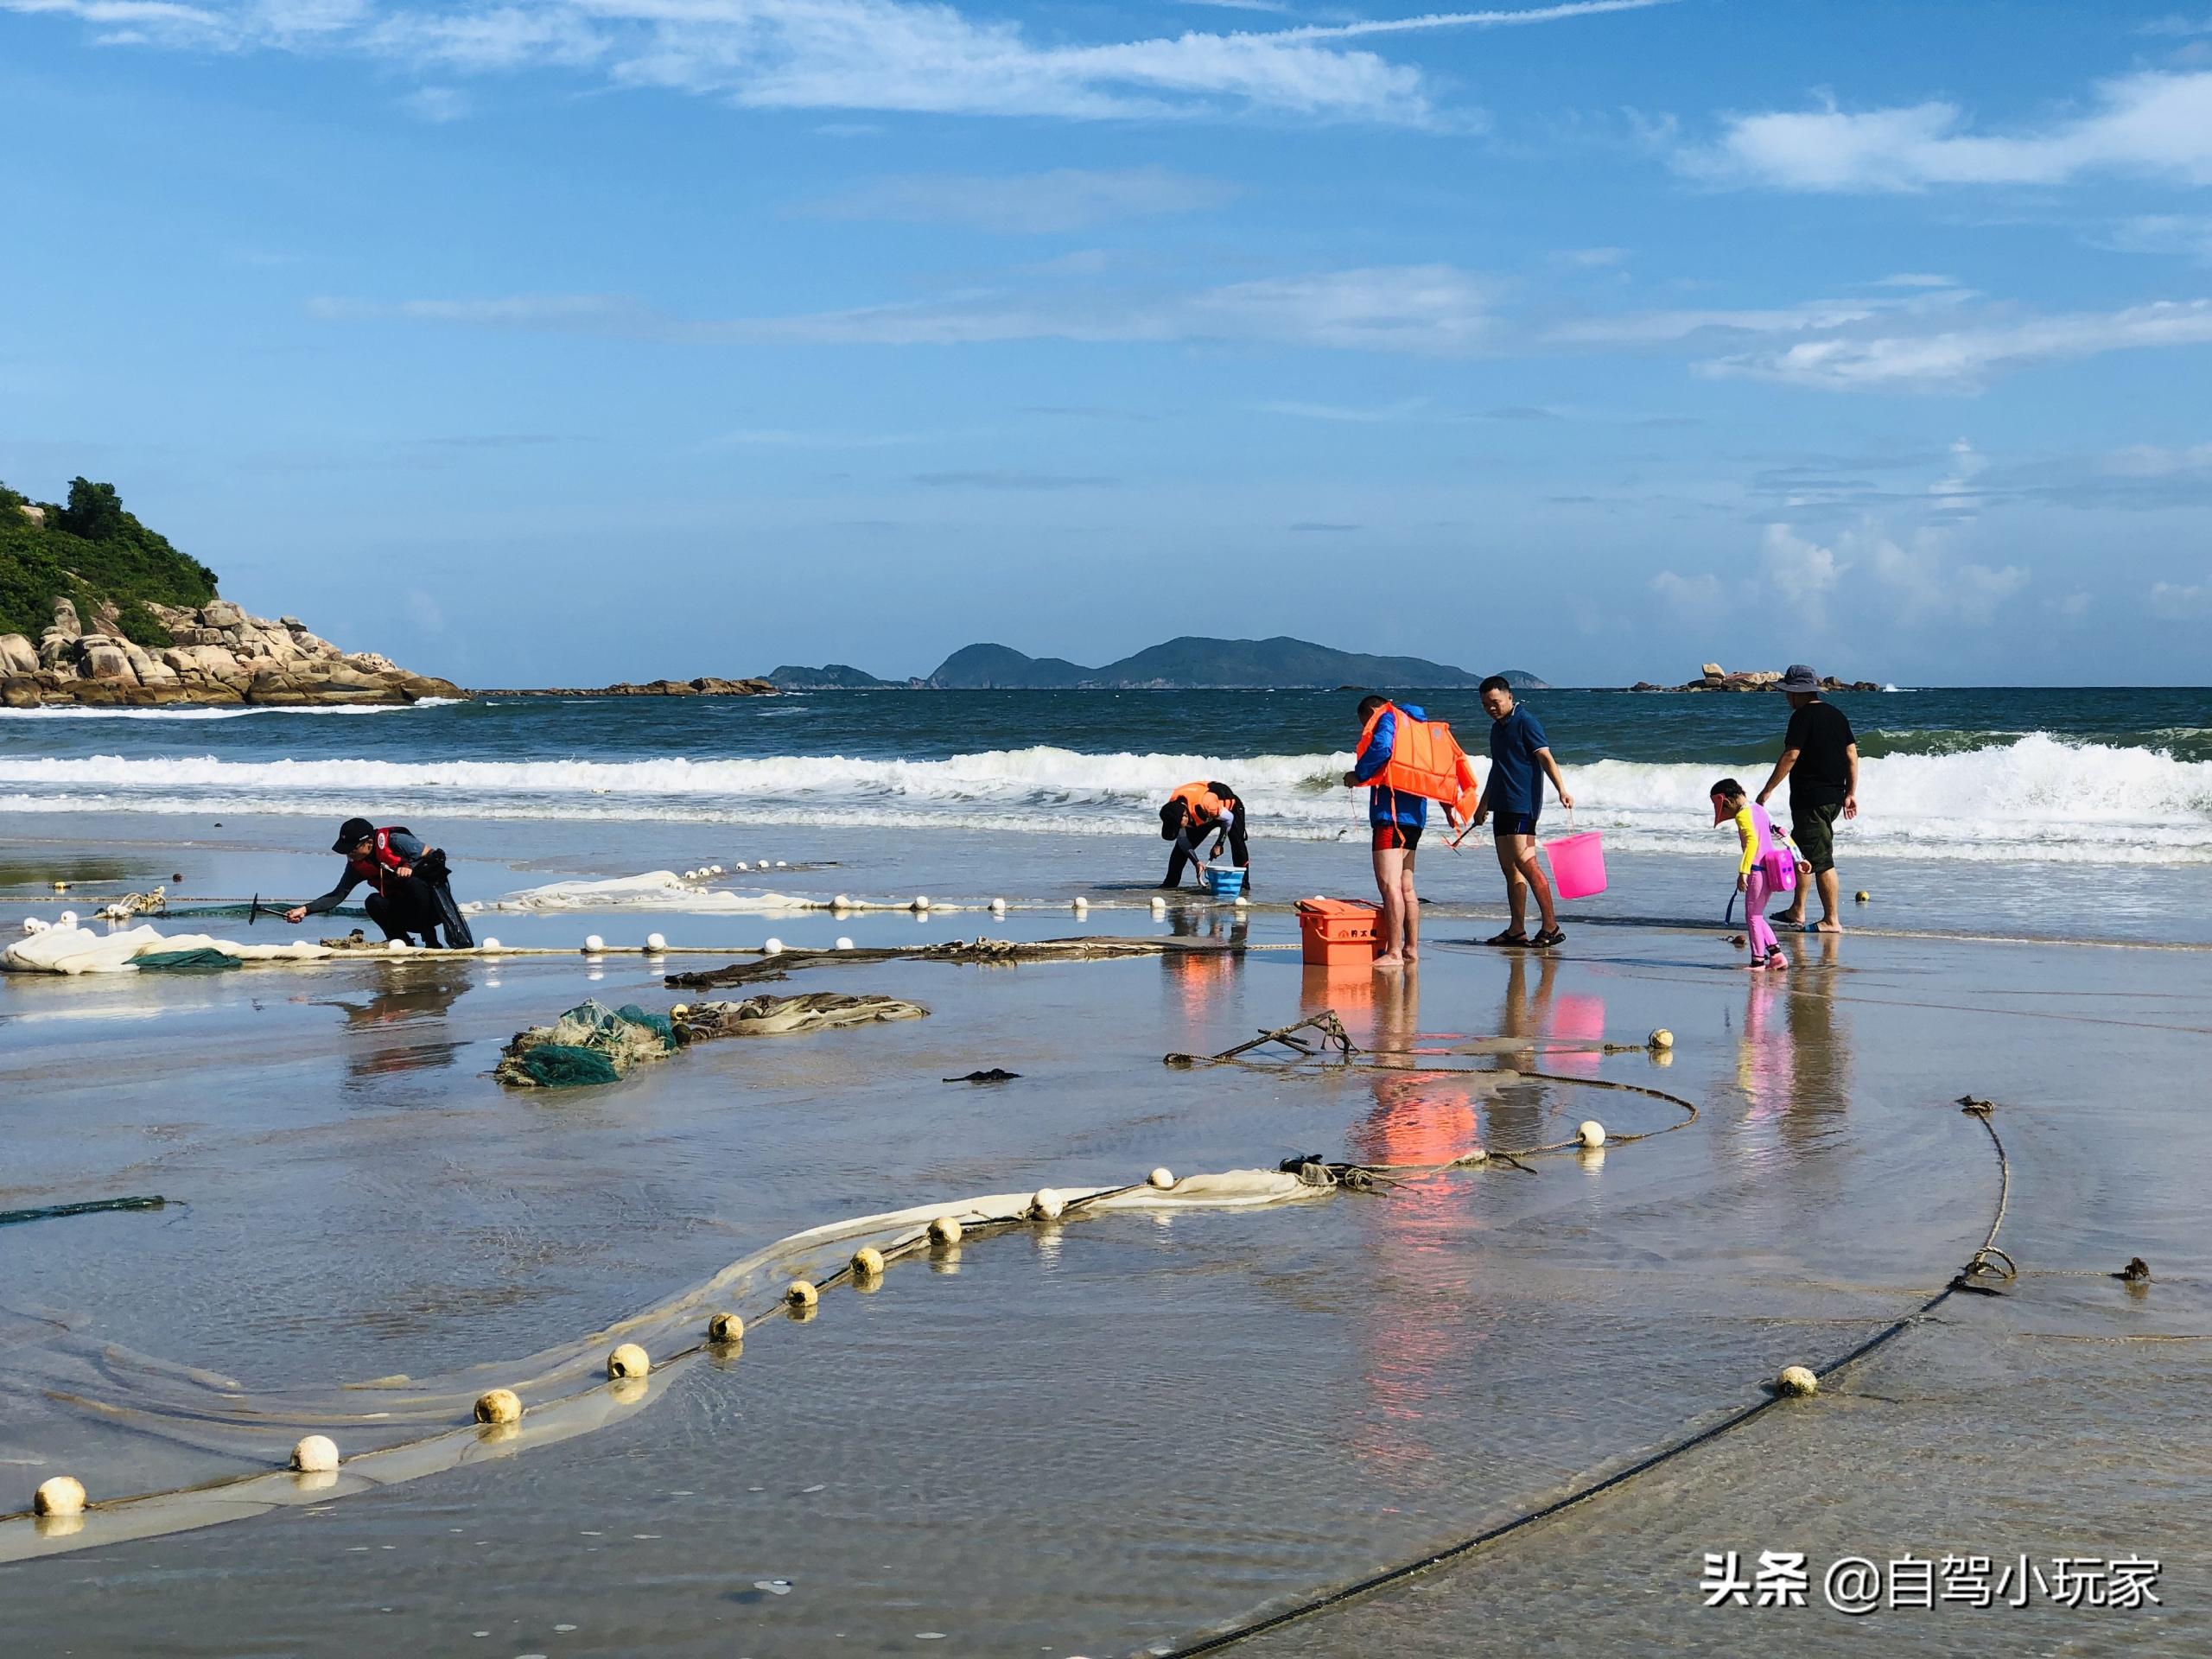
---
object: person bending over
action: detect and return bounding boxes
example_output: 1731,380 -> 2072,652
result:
1470,676 -> 1573,949
1159,781 -> 1249,891
1711,777 -> 1801,972
288,817 -> 458,947
1343,696 -> 1431,969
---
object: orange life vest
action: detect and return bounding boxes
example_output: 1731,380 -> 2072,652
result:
1169,781 -> 1232,824
1354,705 -> 1480,819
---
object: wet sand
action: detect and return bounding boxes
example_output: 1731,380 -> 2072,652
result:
3,827 -> 2208,1654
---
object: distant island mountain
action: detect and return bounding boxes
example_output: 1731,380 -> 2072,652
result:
772,636 -> 1547,692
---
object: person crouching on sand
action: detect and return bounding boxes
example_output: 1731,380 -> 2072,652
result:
1158,781 -> 1249,892
287,817 -> 467,949
1343,696 -> 1435,969
1711,778 -> 1802,972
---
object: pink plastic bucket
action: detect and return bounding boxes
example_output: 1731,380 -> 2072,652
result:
1543,825 -> 1608,899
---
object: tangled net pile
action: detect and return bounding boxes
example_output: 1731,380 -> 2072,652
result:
493,1000 -> 677,1088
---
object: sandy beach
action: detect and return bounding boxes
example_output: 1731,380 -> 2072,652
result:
4,810 -> 2205,1655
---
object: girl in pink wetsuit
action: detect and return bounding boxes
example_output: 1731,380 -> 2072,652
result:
1710,777 -> 1802,970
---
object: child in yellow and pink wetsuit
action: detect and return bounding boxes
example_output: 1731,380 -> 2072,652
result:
1710,777 -> 1802,970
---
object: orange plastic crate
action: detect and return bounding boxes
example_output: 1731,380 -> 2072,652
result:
1296,898 -> 1381,965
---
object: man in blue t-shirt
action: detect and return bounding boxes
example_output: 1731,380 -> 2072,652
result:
1470,676 -> 1573,947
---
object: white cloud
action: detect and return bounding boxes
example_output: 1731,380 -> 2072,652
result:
1253,397 -> 1433,422
1700,299 -> 2212,392
1,0 -> 1677,124
1929,437 -> 1985,503
2141,12 -> 2212,37
2101,441 -> 2212,477
805,168 -> 1234,234
1649,569 -> 1724,620
400,85 -> 471,123
2101,214 -> 2212,263
310,263 -> 1498,354
2048,590 -> 2094,620
1870,272 -> 1956,289
1765,520 -> 2027,629
1870,539 -> 2026,626
1761,524 -> 1843,626
1682,70 -> 2212,192
1548,302 -> 1866,346
2148,575 -> 2212,618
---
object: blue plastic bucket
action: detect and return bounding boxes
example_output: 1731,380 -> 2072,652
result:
1202,867 -> 1247,899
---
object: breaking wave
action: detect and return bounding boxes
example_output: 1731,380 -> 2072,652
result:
0,734 -> 2206,863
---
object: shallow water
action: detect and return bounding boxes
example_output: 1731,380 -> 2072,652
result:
5,843 -> 2208,1653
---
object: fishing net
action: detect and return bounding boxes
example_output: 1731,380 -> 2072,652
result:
130,949 -> 243,974
676,991 -> 928,1039
493,999 -> 680,1089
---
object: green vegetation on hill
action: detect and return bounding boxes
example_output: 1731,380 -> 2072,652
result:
0,478 -> 219,648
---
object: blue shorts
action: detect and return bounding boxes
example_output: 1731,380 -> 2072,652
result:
1491,810 -> 1541,839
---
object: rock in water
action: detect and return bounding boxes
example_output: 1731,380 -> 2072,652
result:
943,1067 -> 1020,1084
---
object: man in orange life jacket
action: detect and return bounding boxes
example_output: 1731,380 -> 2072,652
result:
286,817 -> 456,947
1343,696 -> 1460,969
1158,781 -> 1249,891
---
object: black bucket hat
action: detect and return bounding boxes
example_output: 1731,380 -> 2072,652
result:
332,817 -> 374,853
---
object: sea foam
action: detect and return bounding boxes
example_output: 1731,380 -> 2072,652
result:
0,734 -> 2204,863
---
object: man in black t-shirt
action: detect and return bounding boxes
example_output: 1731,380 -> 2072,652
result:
1755,664 -> 1859,934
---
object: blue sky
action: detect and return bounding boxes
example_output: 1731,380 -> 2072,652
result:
4,0 -> 2211,687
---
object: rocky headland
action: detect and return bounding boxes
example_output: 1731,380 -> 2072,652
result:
479,677 -> 777,698
2,476 -> 460,708
1630,663 -> 1878,694
0,596 -> 462,708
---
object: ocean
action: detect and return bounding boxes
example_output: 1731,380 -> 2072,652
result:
3,686 -> 2207,867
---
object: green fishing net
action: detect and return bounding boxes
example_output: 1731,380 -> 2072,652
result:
494,999 -> 677,1089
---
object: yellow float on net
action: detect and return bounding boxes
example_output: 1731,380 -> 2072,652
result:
290,1435 -> 340,1473
34,1476 -> 86,1517
607,1343 -> 650,1381
474,1389 -> 522,1426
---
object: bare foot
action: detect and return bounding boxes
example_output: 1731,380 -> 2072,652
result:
1775,912 -> 1805,929
1812,920 -> 1843,934
1372,954 -> 1406,970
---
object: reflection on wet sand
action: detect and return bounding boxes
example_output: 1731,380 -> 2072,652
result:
1160,906 -> 1249,1032
1486,950 -> 1611,1147
316,969 -> 474,1084
1345,973 -> 1497,1479
1732,934 -> 1852,1138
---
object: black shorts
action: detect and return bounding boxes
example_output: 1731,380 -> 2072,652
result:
1791,799 -> 1843,874
1491,809 -> 1540,839
1372,823 -> 1422,853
